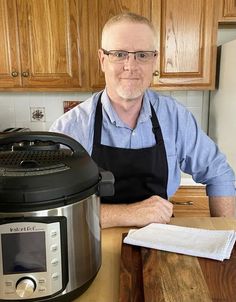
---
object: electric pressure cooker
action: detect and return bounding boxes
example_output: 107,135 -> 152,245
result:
0,132 -> 114,302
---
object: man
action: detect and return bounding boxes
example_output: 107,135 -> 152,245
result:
50,13 -> 235,228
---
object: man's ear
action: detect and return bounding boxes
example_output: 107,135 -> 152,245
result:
98,49 -> 105,73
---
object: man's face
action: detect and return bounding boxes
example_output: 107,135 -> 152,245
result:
98,22 -> 157,101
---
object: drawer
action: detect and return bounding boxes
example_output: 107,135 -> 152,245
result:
170,186 -> 210,217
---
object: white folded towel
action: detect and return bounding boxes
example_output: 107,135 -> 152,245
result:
123,223 -> 236,261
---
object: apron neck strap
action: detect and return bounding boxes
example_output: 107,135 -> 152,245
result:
150,104 -> 164,144
93,93 -> 163,145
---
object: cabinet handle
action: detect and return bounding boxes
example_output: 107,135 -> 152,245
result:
11,71 -> 19,77
170,201 -> 194,205
153,70 -> 159,77
22,71 -> 29,77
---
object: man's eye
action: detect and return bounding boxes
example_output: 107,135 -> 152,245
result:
137,52 -> 148,58
114,51 -> 127,58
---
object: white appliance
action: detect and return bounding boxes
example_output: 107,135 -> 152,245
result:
209,39 -> 236,174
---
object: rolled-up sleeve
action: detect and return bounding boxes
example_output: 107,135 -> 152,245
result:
178,110 -> 235,196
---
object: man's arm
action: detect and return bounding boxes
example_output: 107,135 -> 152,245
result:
209,196 -> 236,217
101,195 -> 173,229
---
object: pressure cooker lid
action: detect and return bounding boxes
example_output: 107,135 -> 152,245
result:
0,132 -> 104,211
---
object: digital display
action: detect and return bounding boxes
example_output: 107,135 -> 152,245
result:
1,232 -> 47,274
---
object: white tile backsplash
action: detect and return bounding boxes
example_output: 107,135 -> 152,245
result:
0,97 -> 15,129
14,100 -> 30,122
186,91 -> 203,107
170,91 -> 187,106
0,91 -> 209,132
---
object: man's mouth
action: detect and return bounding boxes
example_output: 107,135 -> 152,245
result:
120,78 -> 140,80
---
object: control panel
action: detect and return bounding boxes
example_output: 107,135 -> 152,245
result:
0,221 -> 64,300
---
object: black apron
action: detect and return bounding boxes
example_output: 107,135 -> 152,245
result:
91,94 -> 168,203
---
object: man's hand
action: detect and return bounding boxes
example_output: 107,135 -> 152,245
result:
101,195 -> 173,229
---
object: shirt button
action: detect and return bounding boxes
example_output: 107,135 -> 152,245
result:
132,131 -> 136,136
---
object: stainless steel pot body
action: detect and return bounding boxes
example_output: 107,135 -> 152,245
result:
0,194 -> 101,301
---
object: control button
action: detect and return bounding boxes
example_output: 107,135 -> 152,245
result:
38,278 -> 46,284
5,288 -> 15,294
5,280 -> 14,287
38,286 -> 46,292
50,230 -> 57,238
52,273 -> 59,281
4,280 -> 14,294
16,277 -> 36,298
50,244 -> 58,252
51,258 -> 59,266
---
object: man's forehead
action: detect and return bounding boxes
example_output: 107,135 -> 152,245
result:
106,21 -> 153,33
102,21 -> 155,49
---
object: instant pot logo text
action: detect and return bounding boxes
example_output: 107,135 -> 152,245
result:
9,226 -> 37,232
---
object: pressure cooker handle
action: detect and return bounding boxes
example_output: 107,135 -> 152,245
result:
98,170 -> 115,197
0,131 -> 87,155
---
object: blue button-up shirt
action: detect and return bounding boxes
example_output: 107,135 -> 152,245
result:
50,89 -> 235,198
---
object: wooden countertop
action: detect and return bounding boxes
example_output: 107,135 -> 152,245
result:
74,218 -> 236,302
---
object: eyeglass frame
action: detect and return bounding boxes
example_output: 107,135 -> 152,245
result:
101,48 -> 158,63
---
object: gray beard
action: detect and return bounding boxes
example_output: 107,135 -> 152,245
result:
116,86 -> 144,100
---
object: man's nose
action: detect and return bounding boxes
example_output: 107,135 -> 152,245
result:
123,53 -> 138,69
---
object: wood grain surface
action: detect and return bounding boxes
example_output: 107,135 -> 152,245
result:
119,234 -> 236,302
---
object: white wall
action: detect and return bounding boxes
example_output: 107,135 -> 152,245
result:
0,90 -> 209,132
209,40 -> 236,172
209,27 -> 236,173
0,92 -> 92,131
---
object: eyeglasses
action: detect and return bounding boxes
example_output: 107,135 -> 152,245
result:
101,49 -> 157,63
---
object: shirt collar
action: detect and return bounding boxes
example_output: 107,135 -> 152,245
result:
101,89 -> 152,128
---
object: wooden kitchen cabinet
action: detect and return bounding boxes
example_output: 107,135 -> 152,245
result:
0,0 -> 89,90
0,0 -> 219,91
0,0 -> 21,88
218,0 -> 236,23
151,0 -> 218,90
87,0 -> 218,90
170,186 -> 210,217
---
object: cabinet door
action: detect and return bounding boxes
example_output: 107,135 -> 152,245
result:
17,0 -> 88,89
87,0 -> 151,90
218,0 -> 236,23
151,0 -> 218,90
0,0 -> 21,88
